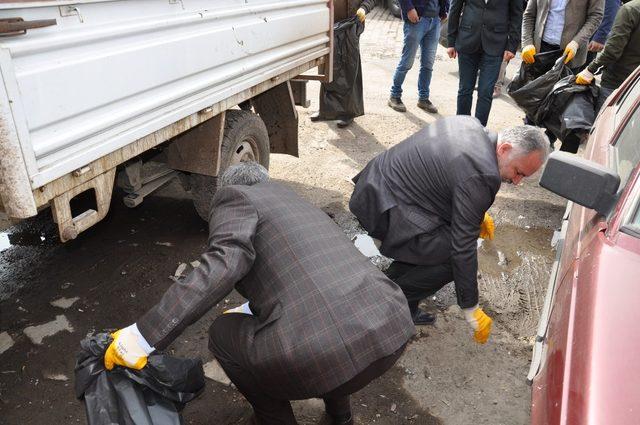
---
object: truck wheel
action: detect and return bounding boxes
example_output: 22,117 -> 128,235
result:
387,0 -> 401,17
191,110 -> 270,221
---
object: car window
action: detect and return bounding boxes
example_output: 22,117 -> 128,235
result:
613,102 -> 640,189
621,177 -> 640,239
630,202 -> 640,228
615,76 -> 640,127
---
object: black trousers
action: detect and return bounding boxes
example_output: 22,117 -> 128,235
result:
208,313 -> 406,425
385,260 -> 453,314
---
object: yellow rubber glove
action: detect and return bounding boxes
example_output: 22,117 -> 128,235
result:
104,324 -> 154,370
521,45 -> 536,64
479,212 -> 495,240
576,69 -> 594,85
564,41 -> 579,64
356,7 -> 366,23
463,306 -> 493,344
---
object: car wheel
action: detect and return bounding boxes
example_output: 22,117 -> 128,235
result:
387,0 -> 402,18
191,109 -> 270,221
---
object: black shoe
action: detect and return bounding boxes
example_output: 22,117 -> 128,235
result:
417,98 -> 438,114
310,111 -> 323,122
388,97 -> 407,112
412,309 -> 437,326
337,117 -> 354,128
329,413 -> 354,425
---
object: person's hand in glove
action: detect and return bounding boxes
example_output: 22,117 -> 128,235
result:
463,306 -> 493,344
576,69 -> 594,85
104,324 -> 155,370
356,7 -> 366,23
564,41 -> 579,64
479,212 -> 495,240
522,45 -> 536,64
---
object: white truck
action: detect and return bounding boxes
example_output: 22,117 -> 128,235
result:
0,0 -> 336,241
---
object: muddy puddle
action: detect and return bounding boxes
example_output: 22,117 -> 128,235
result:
477,225 -> 555,339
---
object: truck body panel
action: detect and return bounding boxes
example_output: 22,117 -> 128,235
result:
0,0 -> 331,220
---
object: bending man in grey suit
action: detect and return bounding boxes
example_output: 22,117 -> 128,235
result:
349,116 -> 549,344
102,162 -> 415,425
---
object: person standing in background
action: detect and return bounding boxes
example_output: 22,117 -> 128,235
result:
578,0 -> 622,71
521,0 -> 604,70
576,0 -> 640,111
387,0 -> 450,114
447,0 -> 523,125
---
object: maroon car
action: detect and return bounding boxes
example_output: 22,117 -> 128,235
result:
529,65 -> 640,424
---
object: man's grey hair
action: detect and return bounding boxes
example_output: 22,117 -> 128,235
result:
499,125 -> 550,161
220,162 -> 269,187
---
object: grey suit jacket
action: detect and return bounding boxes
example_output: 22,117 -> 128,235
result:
522,0 -> 604,67
349,116 -> 501,309
137,182 -> 414,397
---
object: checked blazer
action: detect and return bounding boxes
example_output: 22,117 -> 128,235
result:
137,182 -> 414,397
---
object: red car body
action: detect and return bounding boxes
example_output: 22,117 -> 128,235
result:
530,66 -> 640,424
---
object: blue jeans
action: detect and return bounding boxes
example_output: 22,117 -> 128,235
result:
457,51 -> 503,126
390,17 -> 440,100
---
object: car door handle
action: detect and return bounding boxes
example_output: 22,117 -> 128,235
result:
0,18 -> 57,36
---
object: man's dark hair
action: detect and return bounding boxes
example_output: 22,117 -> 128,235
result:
219,162 -> 269,187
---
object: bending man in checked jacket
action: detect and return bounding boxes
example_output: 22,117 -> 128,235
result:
102,162 -> 415,425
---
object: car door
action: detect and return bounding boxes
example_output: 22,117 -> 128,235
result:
530,70 -> 640,425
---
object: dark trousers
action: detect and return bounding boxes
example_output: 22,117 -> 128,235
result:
385,260 -> 453,314
457,50 -> 503,126
208,313 -> 406,425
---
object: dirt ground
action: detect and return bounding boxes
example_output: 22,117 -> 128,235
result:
0,8 -> 567,425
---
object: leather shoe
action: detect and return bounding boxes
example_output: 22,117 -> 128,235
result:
310,111 -> 323,122
337,118 -> 353,128
412,309 -> 437,326
417,98 -> 438,114
388,96 -> 407,112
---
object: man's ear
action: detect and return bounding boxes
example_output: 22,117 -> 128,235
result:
497,142 -> 513,157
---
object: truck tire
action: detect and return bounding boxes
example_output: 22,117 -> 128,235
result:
191,109 -> 270,221
387,0 -> 401,17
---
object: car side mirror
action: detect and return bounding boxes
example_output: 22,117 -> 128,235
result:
539,151 -> 621,216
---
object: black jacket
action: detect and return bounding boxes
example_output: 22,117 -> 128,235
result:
447,0 -> 523,56
349,117 -> 501,309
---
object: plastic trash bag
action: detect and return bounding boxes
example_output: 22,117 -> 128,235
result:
75,333 -> 205,425
318,17 -> 365,120
508,50 -> 572,122
540,78 -> 599,152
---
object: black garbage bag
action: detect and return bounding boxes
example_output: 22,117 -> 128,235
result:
561,91 -> 597,141
539,77 -> 599,152
318,16 -> 365,120
507,50 -> 572,122
75,333 -> 205,425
